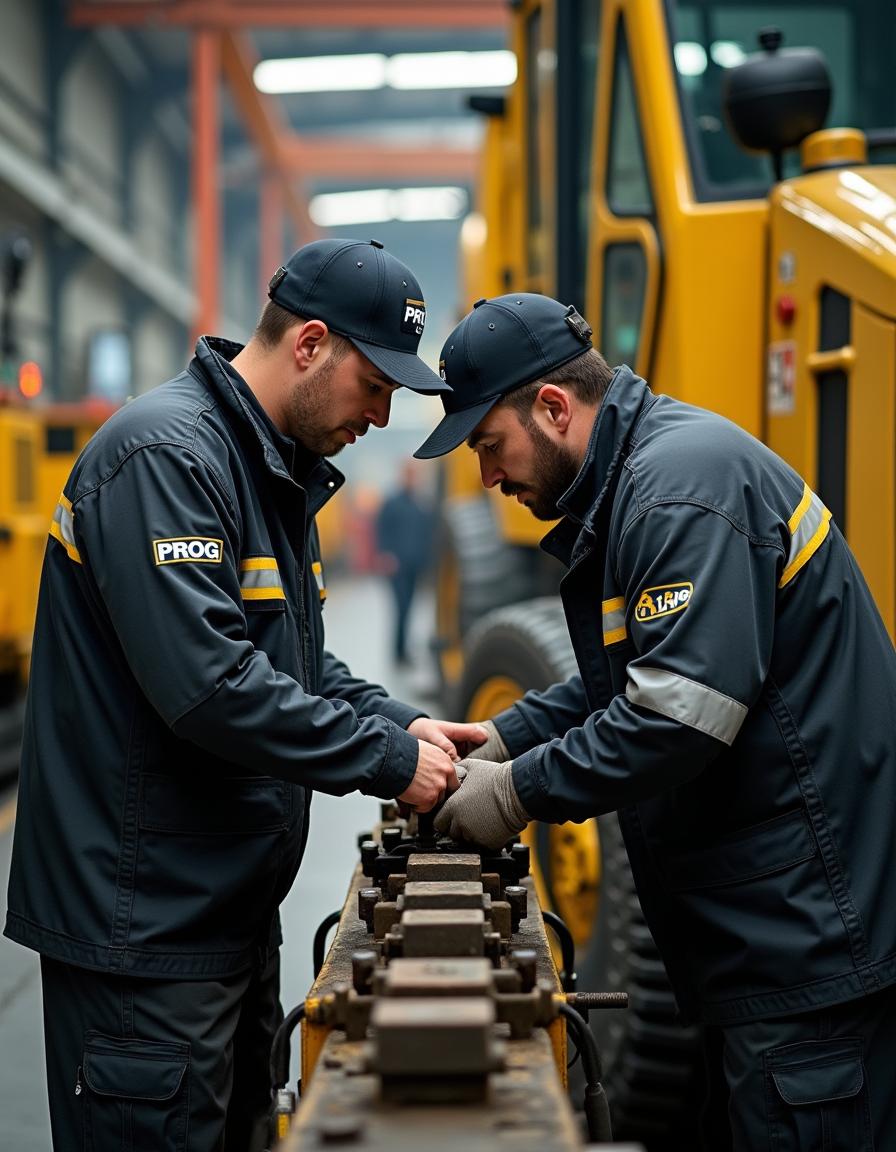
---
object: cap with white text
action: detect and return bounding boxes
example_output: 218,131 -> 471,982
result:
268,238 -> 449,395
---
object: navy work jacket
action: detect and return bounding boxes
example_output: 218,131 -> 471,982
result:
494,367 -> 896,1025
5,338 -> 421,978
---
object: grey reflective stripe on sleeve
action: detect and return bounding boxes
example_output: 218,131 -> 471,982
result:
49,494 -> 81,563
626,665 -> 748,745
602,596 -> 627,645
779,484 -> 832,588
239,558 -> 285,601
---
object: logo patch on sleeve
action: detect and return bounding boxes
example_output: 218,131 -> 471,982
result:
153,537 -> 223,565
634,581 -> 693,621
401,298 -> 426,336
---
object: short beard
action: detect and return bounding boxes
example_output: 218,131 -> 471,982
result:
285,354 -> 347,457
504,419 -> 580,520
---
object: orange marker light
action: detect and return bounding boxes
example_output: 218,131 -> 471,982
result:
19,360 -> 42,398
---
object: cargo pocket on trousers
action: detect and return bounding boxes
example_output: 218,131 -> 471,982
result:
82,1031 -> 189,1152
766,1037 -> 872,1152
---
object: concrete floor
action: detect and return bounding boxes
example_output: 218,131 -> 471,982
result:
0,574 -> 441,1150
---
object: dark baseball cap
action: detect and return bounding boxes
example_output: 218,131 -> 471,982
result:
267,238 -> 449,395
414,292 -> 592,459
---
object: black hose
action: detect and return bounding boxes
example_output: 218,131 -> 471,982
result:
559,1002 -> 613,1143
542,910 -> 577,992
312,910 -> 342,978
270,1003 -> 306,1091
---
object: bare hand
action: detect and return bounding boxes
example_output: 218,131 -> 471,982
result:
407,717 -> 489,761
398,740 -> 461,813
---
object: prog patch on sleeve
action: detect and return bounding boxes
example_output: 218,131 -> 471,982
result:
153,537 -> 223,565
634,581 -> 693,621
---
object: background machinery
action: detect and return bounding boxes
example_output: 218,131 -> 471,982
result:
435,0 -> 896,1143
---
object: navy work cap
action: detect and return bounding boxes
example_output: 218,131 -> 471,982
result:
414,292 -> 592,459
268,238 -> 449,395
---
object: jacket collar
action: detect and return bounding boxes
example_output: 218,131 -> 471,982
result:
541,365 -> 654,564
191,336 -> 345,506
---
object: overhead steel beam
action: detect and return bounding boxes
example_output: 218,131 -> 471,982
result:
69,2 -> 509,29
192,29 -> 220,341
219,31 -> 315,243
281,138 -> 478,182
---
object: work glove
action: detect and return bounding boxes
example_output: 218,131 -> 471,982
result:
434,758 -> 530,850
465,719 -> 509,763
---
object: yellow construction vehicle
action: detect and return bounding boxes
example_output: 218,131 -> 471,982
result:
436,0 -> 895,1141
0,394 -> 115,776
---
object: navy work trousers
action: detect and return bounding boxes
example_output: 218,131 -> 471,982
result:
40,951 -> 283,1152
699,982 -> 896,1151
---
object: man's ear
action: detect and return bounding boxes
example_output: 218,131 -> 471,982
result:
535,383 -> 573,433
292,320 -> 328,369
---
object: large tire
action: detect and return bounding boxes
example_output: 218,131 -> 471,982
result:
457,599 -> 701,1148
584,813 -> 702,1148
441,496 -> 538,634
434,496 -> 541,699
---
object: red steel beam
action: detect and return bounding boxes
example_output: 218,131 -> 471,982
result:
192,28 -> 220,342
69,2 -> 508,29
259,175 -> 284,296
281,138 -> 478,182
219,30 -> 315,244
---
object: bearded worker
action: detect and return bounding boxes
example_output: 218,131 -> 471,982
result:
415,292 -> 896,1150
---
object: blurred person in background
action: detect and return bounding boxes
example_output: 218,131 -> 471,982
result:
376,460 -> 435,665
5,238 -> 485,1152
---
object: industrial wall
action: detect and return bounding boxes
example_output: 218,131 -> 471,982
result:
0,4 -> 207,400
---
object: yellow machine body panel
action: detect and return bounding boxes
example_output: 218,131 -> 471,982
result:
765,166 -> 896,635
588,0 -> 766,437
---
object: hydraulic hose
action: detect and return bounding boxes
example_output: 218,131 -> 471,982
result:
312,909 -> 342,978
270,1003 -> 306,1091
542,909 -> 577,992
558,1002 -> 613,1143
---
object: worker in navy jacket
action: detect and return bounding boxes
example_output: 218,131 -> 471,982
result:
417,292 -> 896,1150
6,240 -> 485,1152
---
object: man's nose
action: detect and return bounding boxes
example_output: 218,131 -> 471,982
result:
479,457 -> 504,489
365,392 -> 392,429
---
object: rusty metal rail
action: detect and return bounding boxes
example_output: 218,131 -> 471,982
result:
273,806 -> 631,1151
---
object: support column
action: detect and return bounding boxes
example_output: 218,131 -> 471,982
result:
191,28 -> 220,344
259,173 -> 285,298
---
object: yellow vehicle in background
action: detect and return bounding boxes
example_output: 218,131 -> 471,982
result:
0,396 -> 115,777
437,0 -> 896,1142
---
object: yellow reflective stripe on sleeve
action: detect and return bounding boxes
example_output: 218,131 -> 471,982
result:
780,484 -> 832,588
626,665 -> 748,745
49,493 -> 82,564
602,596 -> 627,646
239,557 -> 285,600
787,484 -> 813,534
240,557 -> 278,572
242,586 -> 286,601
312,560 -> 327,602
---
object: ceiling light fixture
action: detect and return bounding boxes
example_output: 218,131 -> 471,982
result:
309,186 -> 468,227
254,50 -> 516,95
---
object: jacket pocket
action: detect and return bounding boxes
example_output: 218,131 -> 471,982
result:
663,809 -> 816,892
657,809 -> 847,1011
82,1032 -> 189,1152
766,1038 -> 871,1151
139,772 -> 291,836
